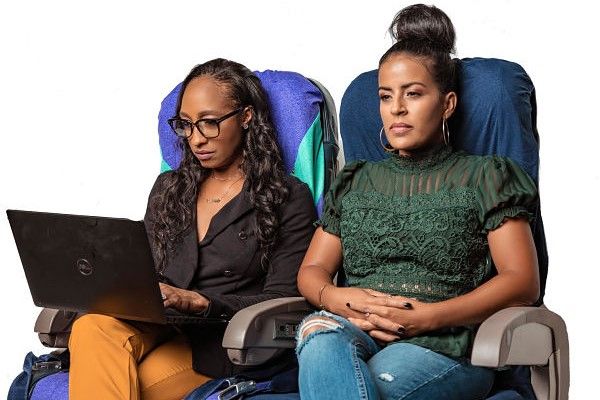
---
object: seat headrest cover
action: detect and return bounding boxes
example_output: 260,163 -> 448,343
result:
339,58 -> 539,182
157,70 -> 322,175
157,82 -> 183,172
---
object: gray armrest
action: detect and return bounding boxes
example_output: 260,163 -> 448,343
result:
471,305 -> 569,400
34,308 -> 79,348
222,297 -> 313,366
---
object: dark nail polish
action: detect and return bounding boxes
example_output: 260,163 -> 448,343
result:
346,302 -> 351,308
403,302 -> 413,309
397,326 -> 406,333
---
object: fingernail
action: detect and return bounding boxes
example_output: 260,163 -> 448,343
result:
397,326 -> 406,334
346,302 -> 351,308
403,302 -> 413,309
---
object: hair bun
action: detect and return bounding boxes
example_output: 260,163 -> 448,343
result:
381,4 -> 458,93
391,4 -> 456,55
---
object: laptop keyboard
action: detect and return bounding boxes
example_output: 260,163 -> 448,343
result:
164,309 -> 228,325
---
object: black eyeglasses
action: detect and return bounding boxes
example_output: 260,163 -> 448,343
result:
168,108 -> 243,139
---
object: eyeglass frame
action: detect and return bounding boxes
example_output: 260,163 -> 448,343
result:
167,107 -> 245,139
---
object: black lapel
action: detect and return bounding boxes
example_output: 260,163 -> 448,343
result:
162,187 -> 254,289
162,226 -> 199,289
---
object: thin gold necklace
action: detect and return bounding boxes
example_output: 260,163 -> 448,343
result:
204,175 -> 244,203
209,172 -> 242,182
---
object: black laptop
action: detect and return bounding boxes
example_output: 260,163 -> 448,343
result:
6,209 -> 227,325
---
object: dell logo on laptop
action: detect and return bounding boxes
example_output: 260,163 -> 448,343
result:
76,258 -> 93,276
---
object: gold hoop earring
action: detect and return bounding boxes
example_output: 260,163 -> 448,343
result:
442,119 -> 450,146
379,127 -> 396,153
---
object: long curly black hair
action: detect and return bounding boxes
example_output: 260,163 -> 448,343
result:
149,58 -> 289,272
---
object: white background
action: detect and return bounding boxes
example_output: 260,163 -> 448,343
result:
1,0 -> 598,397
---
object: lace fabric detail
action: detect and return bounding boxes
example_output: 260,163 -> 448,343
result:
339,188 -> 492,302
388,144 -> 456,172
317,151 -> 538,358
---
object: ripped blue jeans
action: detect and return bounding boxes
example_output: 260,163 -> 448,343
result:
295,311 -> 494,400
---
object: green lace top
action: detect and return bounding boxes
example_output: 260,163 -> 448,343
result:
318,145 -> 538,358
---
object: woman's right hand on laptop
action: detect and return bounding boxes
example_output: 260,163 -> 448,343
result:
159,282 -> 210,314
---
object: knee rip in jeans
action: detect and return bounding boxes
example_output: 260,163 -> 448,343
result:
297,316 -> 343,341
377,372 -> 395,382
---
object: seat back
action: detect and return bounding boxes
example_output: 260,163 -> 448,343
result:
339,58 -> 548,303
157,70 -> 339,215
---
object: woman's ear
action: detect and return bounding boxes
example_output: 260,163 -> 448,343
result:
443,91 -> 457,120
242,106 -> 253,127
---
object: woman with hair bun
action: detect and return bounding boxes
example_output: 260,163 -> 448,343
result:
68,58 -> 316,400
296,4 -> 539,399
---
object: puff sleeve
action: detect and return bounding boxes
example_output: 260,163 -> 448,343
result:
477,156 -> 539,232
316,161 -> 366,236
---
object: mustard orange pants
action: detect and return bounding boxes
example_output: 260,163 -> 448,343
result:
68,314 -> 210,400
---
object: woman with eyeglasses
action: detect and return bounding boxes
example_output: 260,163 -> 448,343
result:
295,4 -> 540,400
67,59 -> 316,400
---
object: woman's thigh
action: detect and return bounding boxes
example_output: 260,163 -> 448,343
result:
296,311 -> 383,400
69,314 -> 172,360
138,334 -> 210,400
368,343 -> 494,400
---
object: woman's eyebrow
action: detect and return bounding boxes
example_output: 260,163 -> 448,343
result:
402,82 -> 426,89
378,82 -> 427,91
195,110 -> 219,118
179,110 -> 218,119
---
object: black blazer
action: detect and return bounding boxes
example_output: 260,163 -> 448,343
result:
144,172 -> 316,377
